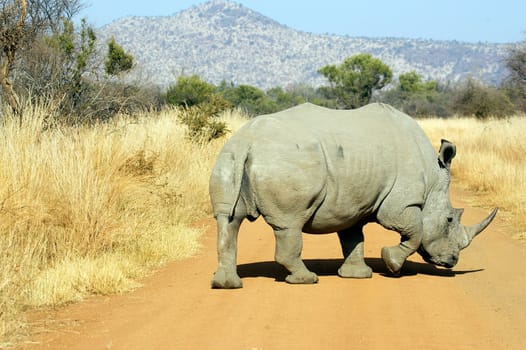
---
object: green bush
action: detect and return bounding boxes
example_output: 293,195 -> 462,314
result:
453,79 -> 515,119
165,75 -> 233,136
165,75 -> 216,107
221,84 -> 276,116
105,37 -> 134,76
177,105 -> 228,142
379,72 -> 454,118
401,91 -> 453,118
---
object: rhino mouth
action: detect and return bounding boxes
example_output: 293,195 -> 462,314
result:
435,260 -> 456,269
417,247 -> 456,268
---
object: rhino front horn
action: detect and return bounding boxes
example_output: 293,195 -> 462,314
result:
464,208 -> 498,241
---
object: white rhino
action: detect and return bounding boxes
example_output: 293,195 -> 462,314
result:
210,103 -> 497,288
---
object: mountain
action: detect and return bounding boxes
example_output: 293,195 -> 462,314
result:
97,0 -> 512,89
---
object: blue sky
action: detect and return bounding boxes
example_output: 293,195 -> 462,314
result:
80,0 -> 526,43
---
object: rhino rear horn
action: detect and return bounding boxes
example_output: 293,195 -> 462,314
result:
464,208 -> 498,241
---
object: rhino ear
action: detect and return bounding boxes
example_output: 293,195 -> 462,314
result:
438,139 -> 456,169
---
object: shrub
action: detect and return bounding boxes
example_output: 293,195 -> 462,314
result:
453,78 -> 515,119
177,105 -> 229,142
400,90 -> 453,118
379,72 -> 454,118
165,76 -> 233,138
221,84 -> 276,116
165,75 -> 216,107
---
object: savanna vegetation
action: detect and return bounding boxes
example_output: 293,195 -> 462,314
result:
0,103 -> 248,346
1,0 -> 525,346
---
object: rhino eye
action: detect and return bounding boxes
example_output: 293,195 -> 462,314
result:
447,217 -> 453,223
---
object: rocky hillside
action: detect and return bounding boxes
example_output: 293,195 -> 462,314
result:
97,0 -> 512,89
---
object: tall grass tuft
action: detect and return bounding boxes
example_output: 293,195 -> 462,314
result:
0,103 -> 246,345
419,116 -> 526,239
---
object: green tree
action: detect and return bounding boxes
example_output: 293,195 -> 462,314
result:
54,18 -> 96,111
318,53 -> 392,109
399,72 -> 437,93
39,18 -> 96,113
165,75 -> 216,107
222,84 -> 275,115
105,37 -> 134,76
73,19 -> 96,105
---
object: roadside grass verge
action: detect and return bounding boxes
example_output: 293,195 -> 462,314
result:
0,104 -> 247,347
419,116 -> 526,240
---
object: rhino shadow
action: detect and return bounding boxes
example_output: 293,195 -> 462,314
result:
236,258 -> 483,282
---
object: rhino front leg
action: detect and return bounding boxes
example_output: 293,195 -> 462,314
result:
337,227 -> 373,278
211,214 -> 244,289
379,206 -> 423,276
274,227 -> 318,284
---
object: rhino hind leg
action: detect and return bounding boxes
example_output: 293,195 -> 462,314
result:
274,227 -> 318,284
211,212 -> 244,289
337,227 -> 373,278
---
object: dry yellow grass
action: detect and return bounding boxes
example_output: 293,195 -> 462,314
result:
0,104 -> 246,346
419,116 -> 526,239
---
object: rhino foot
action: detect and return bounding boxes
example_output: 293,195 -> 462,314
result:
211,269 -> 243,289
381,246 -> 406,276
338,263 -> 373,279
285,271 -> 319,284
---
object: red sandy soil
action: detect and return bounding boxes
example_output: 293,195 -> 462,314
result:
20,187 -> 526,349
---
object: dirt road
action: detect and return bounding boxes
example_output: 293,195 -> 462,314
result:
22,187 -> 526,349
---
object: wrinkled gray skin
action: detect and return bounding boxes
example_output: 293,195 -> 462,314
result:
210,103 -> 497,288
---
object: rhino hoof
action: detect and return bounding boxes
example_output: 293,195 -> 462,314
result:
338,264 -> 373,278
381,246 -> 404,276
285,271 -> 319,284
211,270 -> 243,289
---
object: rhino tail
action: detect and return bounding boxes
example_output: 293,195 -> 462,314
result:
210,144 -> 255,221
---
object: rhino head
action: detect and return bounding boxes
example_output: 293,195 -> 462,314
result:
417,140 -> 497,268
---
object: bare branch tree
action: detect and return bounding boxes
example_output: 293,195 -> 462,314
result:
0,0 -> 27,117
0,0 -> 83,120
505,42 -> 526,111
506,44 -> 526,87
2,1 -> 154,124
